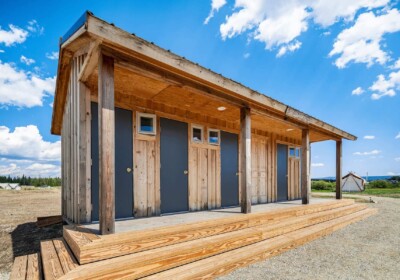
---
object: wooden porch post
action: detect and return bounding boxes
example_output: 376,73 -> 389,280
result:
301,129 -> 310,204
240,107 -> 251,213
336,140 -> 342,199
98,54 -> 115,234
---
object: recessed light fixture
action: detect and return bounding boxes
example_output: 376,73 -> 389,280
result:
217,106 -> 226,111
286,128 -> 294,132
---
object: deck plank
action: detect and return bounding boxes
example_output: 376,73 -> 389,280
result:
10,255 -> 27,280
26,253 -> 41,280
40,240 -> 65,280
52,238 -> 79,273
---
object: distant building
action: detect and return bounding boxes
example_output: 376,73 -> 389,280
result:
342,172 -> 365,192
0,183 -> 21,190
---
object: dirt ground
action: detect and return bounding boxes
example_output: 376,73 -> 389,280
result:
0,188 -> 62,279
1,190 -> 399,280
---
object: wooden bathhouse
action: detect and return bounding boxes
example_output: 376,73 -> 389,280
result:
51,12 -> 358,231
9,11 -> 380,280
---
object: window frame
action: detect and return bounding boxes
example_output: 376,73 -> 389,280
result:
137,112 -> 157,135
208,128 -> 220,146
191,124 -> 204,143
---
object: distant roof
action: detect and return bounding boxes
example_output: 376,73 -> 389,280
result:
342,172 -> 364,181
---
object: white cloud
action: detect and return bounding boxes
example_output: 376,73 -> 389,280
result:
329,9 -> 400,68
204,0 -> 227,24
46,51 -> 59,60
363,135 -> 375,139
394,157 -> 400,162
369,70 -> 400,100
26,20 -> 44,35
243,52 -> 250,59
0,24 -> 28,46
391,58 -> 400,69
311,0 -> 389,27
396,132 -> 400,139
0,60 -> 55,107
0,125 -> 61,161
311,163 -> 325,167
277,40 -> 302,57
387,171 -> 400,176
353,149 -> 381,156
0,162 -> 60,177
0,49 -> 4,53
210,0 -> 391,56
20,55 -> 35,65
352,87 -> 364,95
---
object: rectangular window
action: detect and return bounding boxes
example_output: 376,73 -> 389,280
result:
208,129 -> 220,145
289,147 -> 296,157
192,125 -> 203,143
295,148 -> 300,158
137,112 -> 156,135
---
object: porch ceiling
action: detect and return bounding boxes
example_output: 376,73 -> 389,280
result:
85,64 -> 331,142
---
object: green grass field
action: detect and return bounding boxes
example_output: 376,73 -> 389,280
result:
312,187 -> 400,198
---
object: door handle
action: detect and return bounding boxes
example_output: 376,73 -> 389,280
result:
127,167 -> 132,173
184,170 -> 188,175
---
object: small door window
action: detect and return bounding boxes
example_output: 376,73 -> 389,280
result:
208,129 -> 220,145
192,125 -> 203,143
137,112 -> 156,135
289,147 -> 296,157
295,148 -> 300,158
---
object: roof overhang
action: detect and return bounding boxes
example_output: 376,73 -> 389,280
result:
51,11 -> 357,142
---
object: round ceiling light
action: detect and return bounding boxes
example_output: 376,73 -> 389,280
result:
217,106 -> 226,111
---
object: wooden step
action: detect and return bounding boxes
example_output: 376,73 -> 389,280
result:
64,199 -> 355,264
143,208 -> 378,280
10,253 -> 42,280
40,238 -> 78,280
59,203 -> 366,279
37,215 -> 63,228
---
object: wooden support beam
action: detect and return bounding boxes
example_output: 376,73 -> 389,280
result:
98,53 -> 115,235
301,129 -> 310,204
336,140 -> 342,199
240,107 -> 251,213
78,41 -> 101,83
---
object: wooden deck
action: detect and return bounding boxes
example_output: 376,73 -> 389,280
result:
10,199 -> 377,280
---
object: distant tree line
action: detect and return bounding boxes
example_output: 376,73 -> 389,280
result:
0,175 -> 61,187
311,176 -> 400,191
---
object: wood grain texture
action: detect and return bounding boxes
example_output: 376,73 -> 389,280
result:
98,54 -> 115,234
64,199 -> 355,265
37,215 -> 63,228
26,253 -> 41,280
301,129 -> 310,204
53,238 -> 79,273
10,255 -> 27,280
240,107 -> 251,214
40,240 -> 65,280
336,140 -> 343,199
143,207 -> 377,280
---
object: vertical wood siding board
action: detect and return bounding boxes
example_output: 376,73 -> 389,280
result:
147,141 -> 156,216
240,107 -> 251,213
207,149 -> 212,209
216,147 -> 221,208
201,148 -> 208,210
85,86 -> 92,222
301,129 -> 310,204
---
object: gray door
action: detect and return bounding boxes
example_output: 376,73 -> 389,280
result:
91,102 -> 134,221
160,118 -> 188,214
221,131 -> 239,207
277,143 -> 288,201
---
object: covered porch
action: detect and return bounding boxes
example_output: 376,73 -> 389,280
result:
51,12 -> 356,235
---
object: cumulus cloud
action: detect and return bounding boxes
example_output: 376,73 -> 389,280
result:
352,87 -> 364,95
0,161 -> 60,177
396,132 -> 400,139
26,20 -> 44,34
46,51 -> 59,60
208,0 -> 390,57
369,70 -> 400,100
0,60 -> 55,107
20,55 -> 35,65
0,24 -> 28,46
0,125 -> 61,161
311,163 -> 324,167
329,9 -> 400,68
363,135 -> 375,139
204,0 -> 227,24
353,149 -> 381,156
277,40 -> 302,57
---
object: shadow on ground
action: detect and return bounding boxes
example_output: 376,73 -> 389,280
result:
10,222 -> 63,258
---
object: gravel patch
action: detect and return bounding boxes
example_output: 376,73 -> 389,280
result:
219,196 -> 400,280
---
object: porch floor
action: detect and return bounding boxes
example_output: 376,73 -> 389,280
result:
83,198 -> 331,234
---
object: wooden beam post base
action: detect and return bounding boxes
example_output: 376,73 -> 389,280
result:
240,107 -> 251,213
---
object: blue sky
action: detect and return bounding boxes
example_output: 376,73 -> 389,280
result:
0,0 -> 399,178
